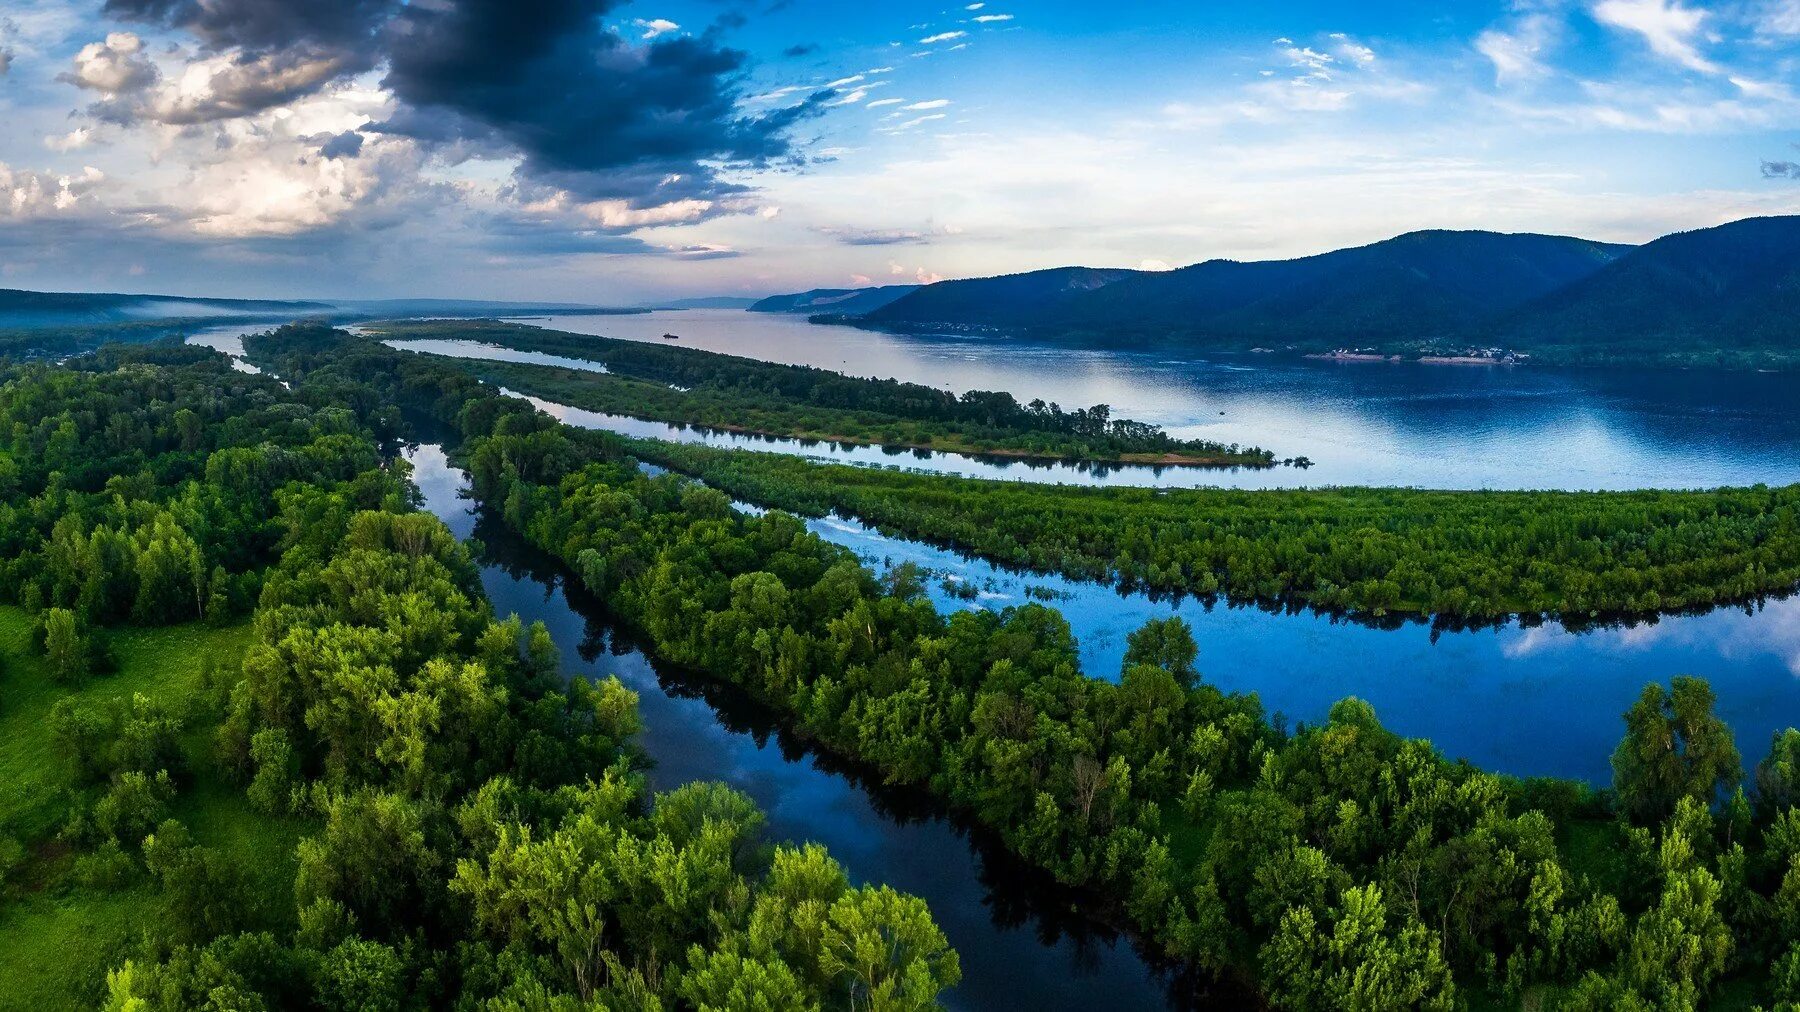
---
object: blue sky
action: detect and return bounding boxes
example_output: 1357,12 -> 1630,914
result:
0,0 -> 1796,301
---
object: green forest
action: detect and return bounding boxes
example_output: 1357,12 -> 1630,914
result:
369,318 -> 1279,467
0,343 -> 957,1009
624,440 -> 1800,622
232,322 -> 1800,1009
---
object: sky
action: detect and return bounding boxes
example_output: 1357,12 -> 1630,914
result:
0,0 -> 1797,302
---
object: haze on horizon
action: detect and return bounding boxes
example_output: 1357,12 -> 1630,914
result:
0,0 -> 1797,304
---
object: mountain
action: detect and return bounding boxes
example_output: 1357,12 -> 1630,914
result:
0,289 -> 331,328
860,231 -> 1631,345
652,296 -> 763,310
332,298 -> 629,317
1490,215 -> 1800,365
859,267 -> 1142,330
750,285 -> 919,316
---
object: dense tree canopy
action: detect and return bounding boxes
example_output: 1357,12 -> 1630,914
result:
242,323 -> 1800,1008
372,318 -> 1279,466
630,438 -> 1800,622
0,344 -> 957,1010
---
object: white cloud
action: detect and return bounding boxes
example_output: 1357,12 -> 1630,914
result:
1,163 -> 104,218
884,113 -> 946,131
44,127 -> 94,152
1591,0 -> 1721,73
973,14 -> 1014,22
1750,0 -> 1800,37
902,99 -> 951,110
828,88 -> 869,106
1476,14 -> 1559,85
867,98 -> 904,108
827,75 -> 865,88
920,31 -> 968,44
64,32 -> 156,95
635,19 -> 679,40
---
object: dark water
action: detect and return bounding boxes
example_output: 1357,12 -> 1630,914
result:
404,443 -> 1214,1011
198,323 -> 1800,783
517,310 -> 1800,491
474,385 -> 1800,786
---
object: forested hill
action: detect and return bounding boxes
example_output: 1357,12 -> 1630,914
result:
833,216 -> 1800,367
855,231 -> 1628,339
0,288 -> 329,328
749,285 -> 919,315
851,266 -> 1142,330
1487,215 -> 1800,367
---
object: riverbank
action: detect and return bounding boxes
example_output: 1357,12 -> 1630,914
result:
369,318 -> 1280,468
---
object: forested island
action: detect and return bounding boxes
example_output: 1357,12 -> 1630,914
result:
623,440 -> 1800,623
368,319 -> 1279,467
0,345 -> 957,1007
225,323 -> 1800,1009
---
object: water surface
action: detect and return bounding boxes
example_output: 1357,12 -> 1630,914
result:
406,443 -> 1197,1012
518,310 -> 1800,491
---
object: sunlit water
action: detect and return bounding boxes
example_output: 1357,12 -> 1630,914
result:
405,443 -> 1200,1012
183,318 -> 1800,1006
512,310 -> 1800,491
193,319 -> 1800,784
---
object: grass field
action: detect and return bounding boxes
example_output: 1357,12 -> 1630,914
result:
0,608 -> 310,1008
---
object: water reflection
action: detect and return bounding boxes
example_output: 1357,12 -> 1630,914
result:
405,442 -> 1218,1012
522,310 -> 1800,491
508,389 -> 1264,487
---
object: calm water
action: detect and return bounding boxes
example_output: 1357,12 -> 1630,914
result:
515,310 -> 1800,491
197,320 -> 1800,784
192,321 -> 1800,1007
500,397 -> 1800,785
405,443 -> 1205,1011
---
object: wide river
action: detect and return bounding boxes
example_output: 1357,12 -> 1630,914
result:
191,312 -> 1800,1009
498,309 -> 1800,491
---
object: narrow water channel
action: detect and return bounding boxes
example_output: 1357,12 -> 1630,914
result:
493,396 -> 1800,785
404,442 -> 1224,1011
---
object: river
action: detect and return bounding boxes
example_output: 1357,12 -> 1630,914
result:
404,442 -> 1213,1011
505,309 -> 1800,491
187,314 -> 1800,1008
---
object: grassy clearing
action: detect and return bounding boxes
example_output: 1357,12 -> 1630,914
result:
0,607 -> 309,1008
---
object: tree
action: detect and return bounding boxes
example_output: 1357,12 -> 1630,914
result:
1123,616 -> 1200,690
1260,884 -> 1455,1012
42,607 -> 89,683
819,885 -> 961,1012
1611,677 -> 1742,825
1759,729 -> 1800,817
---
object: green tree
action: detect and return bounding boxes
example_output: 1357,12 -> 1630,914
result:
819,885 -> 962,1012
1260,884 -> 1455,1012
41,607 -> 89,683
1611,677 -> 1742,825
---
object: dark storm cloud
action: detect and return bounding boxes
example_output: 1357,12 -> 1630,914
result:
317,129 -> 365,160
102,0 -> 394,54
97,0 -> 394,120
782,43 -> 819,58
1764,160 -> 1800,179
374,0 -> 832,209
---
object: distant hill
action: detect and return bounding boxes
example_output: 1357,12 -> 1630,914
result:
750,285 -> 919,316
333,298 -> 632,317
652,296 -> 763,310
1488,215 -> 1800,366
0,289 -> 640,331
860,232 -> 1630,345
861,267 -> 1142,330
0,289 -> 331,328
